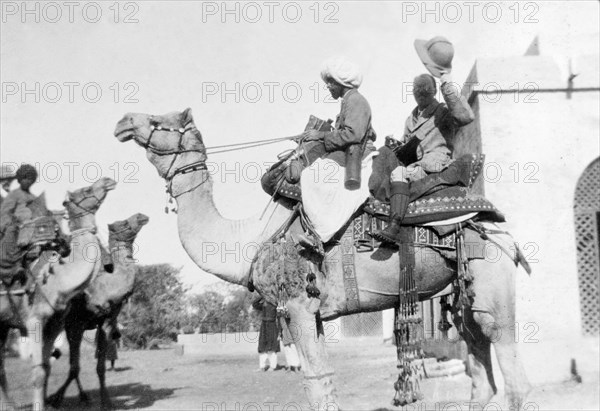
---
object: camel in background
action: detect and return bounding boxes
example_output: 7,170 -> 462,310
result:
47,213 -> 149,409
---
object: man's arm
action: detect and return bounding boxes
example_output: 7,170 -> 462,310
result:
0,190 -> 20,230
323,94 -> 371,152
440,73 -> 475,127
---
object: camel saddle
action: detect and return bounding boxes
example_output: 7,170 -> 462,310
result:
262,152 -> 504,227
0,215 -> 62,283
17,216 -> 59,247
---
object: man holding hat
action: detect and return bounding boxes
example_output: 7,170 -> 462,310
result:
298,56 -> 377,245
372,37 -> 475,244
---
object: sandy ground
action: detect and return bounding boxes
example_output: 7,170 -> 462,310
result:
2,334 -> 599,411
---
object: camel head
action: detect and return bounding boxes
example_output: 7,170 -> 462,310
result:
107,212 -> 150,249
86,213 -> 149,315
63,177 -> 117,222
113,108 -> 207,182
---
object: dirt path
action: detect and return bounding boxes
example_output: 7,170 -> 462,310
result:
3,335 -> 599,410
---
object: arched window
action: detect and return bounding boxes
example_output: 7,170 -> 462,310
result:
574,158 -> 600,336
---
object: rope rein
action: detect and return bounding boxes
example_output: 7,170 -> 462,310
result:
205,135 -> 297,155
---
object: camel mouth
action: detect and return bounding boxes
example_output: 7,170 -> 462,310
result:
137,214 -> 150,226
114,127 -> 135,142
104,179 -> 118,191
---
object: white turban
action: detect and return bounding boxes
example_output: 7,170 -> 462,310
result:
320,56 -> 363,89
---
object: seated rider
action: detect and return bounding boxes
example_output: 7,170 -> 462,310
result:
298,56 -> 377,246
371,37 -> 475,244
0,164 -> 39,278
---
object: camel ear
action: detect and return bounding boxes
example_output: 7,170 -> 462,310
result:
182,108 -> 193,123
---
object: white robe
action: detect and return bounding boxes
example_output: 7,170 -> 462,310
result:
300,152 -> 377,242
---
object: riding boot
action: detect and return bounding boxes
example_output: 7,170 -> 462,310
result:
371,182 -> 410,244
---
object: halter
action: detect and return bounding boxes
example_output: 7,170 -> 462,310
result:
108,220 -> 136,255
66,186 -> 108,220
133,116 -> 208,198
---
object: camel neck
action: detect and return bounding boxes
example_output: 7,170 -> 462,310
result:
173,170 -> 291,285
68,214 -> 96,232
109,241 -> 135,265
36,231 -> 99,312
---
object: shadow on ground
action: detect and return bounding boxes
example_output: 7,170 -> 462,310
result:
111,366 -> 133,373
15,383 -> 178,411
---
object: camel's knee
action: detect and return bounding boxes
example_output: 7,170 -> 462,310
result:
472,311 -> 502,342
69,364 -> 81,378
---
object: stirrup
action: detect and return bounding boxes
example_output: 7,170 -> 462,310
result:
369,230 -> 401,245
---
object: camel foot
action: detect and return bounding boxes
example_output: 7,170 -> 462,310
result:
303,376 -> 338,411
79,391 -> 90,404
46,392 -> 65,408
100,397 -> 114,410
506,384 -> 532,411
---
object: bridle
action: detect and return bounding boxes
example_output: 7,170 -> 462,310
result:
108,220 -> 137,257
66,186 -> 108,220
132,116 -> 208,198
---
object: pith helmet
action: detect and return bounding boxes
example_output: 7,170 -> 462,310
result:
414,36 -> 454,77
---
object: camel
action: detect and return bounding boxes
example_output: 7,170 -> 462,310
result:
15,177 -> 116,410
114,108 -> 531,410
1,194 -> 71,403
47,212 -> 149,409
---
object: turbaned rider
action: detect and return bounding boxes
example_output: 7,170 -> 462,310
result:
298,56 -> 377,246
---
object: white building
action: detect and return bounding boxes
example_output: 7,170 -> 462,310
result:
457,34 -> 599,385
372,35 -> 600,385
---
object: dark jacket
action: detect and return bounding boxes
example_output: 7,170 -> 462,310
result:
322,88 -> 376,165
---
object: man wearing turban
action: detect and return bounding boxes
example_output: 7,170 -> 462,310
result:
298,56 -> 377,245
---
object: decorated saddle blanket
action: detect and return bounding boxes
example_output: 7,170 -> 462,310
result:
17,216 -> 59,247
364,186 -> 505,225
1,214 -> 61,282
343,212 -> 487,261
261,149 -> 501,227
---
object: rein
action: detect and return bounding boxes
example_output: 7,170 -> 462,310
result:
205,135 -> 298,155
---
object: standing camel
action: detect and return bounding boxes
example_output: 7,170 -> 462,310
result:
1,195 -> 70,404
47,212 -> 149,409
114,108 -> 531,410
23,177 -> 117,410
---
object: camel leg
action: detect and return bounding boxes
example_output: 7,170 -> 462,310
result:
287,296 -> 338,411
74,374 -> 90,404
455,309 -> 497,409
469,258 -> 531,410
0,325 -> 14,404
96,325 -> 113,410
26,315 -> 48,410
47,323 -> 89,407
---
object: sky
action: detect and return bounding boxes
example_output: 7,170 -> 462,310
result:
1,0 -> 598,293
